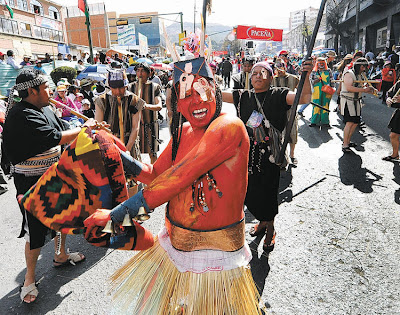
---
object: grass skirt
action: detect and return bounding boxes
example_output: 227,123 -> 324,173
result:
110,237 -> 262,314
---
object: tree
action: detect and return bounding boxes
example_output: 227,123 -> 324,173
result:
302,22 -> 313,53
326,0 -> 353,53
50,66 -> 77,85
221,34 -> 241,56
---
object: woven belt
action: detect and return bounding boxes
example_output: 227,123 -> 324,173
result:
165,215 -> 245,252
13,146 -> 61,176
340,94 -> 361,102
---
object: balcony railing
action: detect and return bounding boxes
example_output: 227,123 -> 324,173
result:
0,16 -> 64,42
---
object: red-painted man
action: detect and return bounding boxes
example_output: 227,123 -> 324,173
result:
84,57 -> 262,314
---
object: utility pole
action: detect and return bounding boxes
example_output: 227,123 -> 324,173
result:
355,0 -> 360,51
193,0 -> 196,32
83,0 -> 94,64
202,0 -> 207,30
180,12 -> 184,34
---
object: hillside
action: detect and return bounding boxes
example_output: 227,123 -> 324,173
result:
166,22 -> 233,49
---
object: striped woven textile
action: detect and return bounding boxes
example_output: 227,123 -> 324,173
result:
19,127 -> 128,234
13,146 -> 61,177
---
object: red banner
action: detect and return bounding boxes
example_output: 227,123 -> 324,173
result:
213,51 -> 228,56
236,25 -> 283,42
78,0 -> 85,13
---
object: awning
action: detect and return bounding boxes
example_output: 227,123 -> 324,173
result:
106,48 -> 132,57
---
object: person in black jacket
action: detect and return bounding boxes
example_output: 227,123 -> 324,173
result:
222,57 -> 233,89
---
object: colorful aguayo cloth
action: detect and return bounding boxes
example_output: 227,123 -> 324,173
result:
19,127 -> 154,250
311,70 -> 332,125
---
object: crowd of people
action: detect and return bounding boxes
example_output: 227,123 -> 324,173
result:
224,47 -> 400,161
1,43 -> 400,312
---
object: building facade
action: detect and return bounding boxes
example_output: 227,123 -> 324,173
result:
109,11 -> 166,56
284,11 -> 326,55
64,3 -> 110,51
0,0 -> 65,59
289,7 -> 319,31
325,0 -> 400,55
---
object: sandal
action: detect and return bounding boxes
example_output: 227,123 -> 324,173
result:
249,223 -> 267,237
20,282 -> 38,303
53,252 -> 85,268
382,155 -> 399,162
290,157 -> 298,165
263,232 -> 276,252
348,142 -> 357,147
342,146 -> 352,153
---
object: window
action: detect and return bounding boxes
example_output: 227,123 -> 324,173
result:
0,0 -> 15,7
31,24 -> 63,42
33,25 -> 42,38
30,0 -> 43,16
16,0 -> 28,11
376,27 -> 387,48
42,27 -> 50,40
0,17 -> 18,34
48,6 -> 59,20
20,22 -> 31,36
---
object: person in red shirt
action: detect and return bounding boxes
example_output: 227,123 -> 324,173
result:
381,60 -> 396,104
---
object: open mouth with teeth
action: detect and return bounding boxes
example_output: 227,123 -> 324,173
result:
192,108 -> 208,119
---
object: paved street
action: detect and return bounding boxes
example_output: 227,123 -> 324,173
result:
1,94 -> 399,314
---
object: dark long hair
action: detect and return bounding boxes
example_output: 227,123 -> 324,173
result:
170,79 -> 222,161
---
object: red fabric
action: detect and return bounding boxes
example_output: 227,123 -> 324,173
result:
345,62 -> 353,71
0,112 -> 5,124
382,67 -> 396,83
78,0 -> 85,13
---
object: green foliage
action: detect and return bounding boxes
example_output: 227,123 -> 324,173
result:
50,66 -> 77,85
222,36 -> 241,55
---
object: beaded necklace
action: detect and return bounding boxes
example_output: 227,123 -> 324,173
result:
189,171 -> 223,213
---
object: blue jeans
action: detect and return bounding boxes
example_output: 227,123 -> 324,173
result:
297,103 -> 309,113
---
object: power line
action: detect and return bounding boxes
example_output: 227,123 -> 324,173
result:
208,29 -> 232,37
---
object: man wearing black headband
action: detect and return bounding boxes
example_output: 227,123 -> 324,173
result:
3,70 -> 96,303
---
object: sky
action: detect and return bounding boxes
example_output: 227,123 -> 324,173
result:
62,0 -> 324,30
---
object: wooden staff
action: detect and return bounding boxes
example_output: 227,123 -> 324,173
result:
117,96 -> 124,143
277,0 -> 327,165
393,85 -> 400,98
310,102 -> 331,112
361,73 -> 378,97
137,78 -> 142,99
49,98 -> 112,133
387,84 -> 400,107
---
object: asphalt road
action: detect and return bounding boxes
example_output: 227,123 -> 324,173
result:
0,93 -> 399,315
